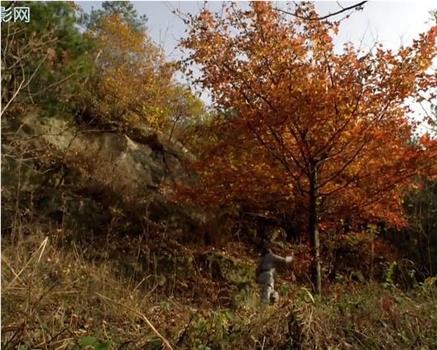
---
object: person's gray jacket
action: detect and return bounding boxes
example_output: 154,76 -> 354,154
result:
256,251 -> 293,285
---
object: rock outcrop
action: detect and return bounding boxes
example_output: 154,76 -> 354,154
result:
1,110 -> 194,236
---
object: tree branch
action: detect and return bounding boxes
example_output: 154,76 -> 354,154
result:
275,1 -> 368,21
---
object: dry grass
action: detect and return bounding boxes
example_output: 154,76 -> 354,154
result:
1,231 -> 193,349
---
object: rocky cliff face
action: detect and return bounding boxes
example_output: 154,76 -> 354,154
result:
2,110 -> 196,236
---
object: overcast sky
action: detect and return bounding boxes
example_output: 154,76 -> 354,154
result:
78,1 -> 436,60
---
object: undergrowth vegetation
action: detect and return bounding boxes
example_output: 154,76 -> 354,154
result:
3,231 -> 436,350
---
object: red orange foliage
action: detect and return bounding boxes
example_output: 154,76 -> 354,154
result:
176,2 -> 436,291
178,2 -> 436,228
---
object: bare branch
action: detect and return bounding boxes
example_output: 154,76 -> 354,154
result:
275,1 -> 367,21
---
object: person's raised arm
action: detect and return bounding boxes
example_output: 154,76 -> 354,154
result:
270,252 -> 294,265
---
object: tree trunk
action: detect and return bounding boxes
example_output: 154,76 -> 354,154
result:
309,168 -> 322,295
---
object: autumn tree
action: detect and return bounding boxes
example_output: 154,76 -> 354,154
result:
79,13 -> 171,131
178,2 -> 437,294
78,6 -> 204,143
